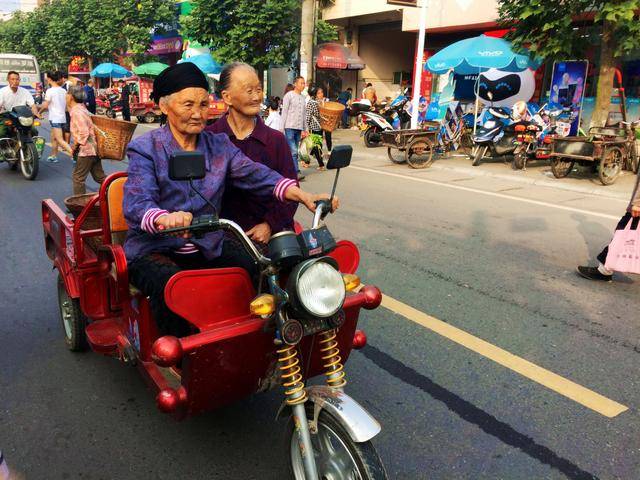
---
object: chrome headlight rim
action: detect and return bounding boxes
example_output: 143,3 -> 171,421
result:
288,257 -> 346,318
18,116 -> 33,127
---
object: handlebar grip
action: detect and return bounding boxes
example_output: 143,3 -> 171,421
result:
314,199 -> 332,220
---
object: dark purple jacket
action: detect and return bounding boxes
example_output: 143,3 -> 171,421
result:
123,126 -> 295,261
206,114 -> 298,234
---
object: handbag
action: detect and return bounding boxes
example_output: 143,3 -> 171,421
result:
604,216 -> 640,274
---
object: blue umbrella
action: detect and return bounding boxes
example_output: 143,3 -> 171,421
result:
425,35 -> 539,75
179,54 -> 222,74
90,62 -> 132,78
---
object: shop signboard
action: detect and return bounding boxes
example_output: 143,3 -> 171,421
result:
549,60 -> 588,136
148,37 -> 183,55
68,56 -> 90,74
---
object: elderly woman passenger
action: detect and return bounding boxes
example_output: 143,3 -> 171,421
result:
123,63 -> 337,337
206,62 -> 297,244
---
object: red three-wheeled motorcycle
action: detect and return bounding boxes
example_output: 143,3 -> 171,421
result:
41,146 -> 388,479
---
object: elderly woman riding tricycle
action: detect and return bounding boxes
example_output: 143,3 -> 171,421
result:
41,63 -> 387,479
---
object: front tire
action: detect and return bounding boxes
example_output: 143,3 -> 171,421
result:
20,143 -> 39,180
106,109 -> 116,119
472,145 -> 487,166
57,275 -> 87,351
363,127 -> 381,148
144,112 -> 156,123
512,148 -> 527,170
550,157 -> 575,178
287,407 -> 388,480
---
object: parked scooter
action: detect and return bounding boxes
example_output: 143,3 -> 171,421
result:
358,91 -> 411,148
470,93 -> 518,166
105,93 -> 123,119
0,105 -> 45,180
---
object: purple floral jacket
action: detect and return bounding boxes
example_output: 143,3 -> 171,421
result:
123,126 -> 296,261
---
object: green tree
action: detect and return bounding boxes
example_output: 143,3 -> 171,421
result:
316,19 -> 338,44
498,0 -> 640,127
182,0 -> 301,76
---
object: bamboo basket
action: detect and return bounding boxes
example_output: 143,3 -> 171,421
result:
91,116 -> 137,161
319,101 -> 345,132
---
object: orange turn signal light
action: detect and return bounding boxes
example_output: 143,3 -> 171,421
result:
3,120 -> 12,126
343,274 -> 361,292
33,120 -> 41,126
250,294 -> 276,316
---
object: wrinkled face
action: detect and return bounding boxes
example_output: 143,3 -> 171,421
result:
7,73 -> 20,90
160,87 -> 209,135
294,77 -> 306,93
221,66 -> 263,117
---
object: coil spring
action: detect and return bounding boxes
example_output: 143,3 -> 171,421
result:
277,345 -> 307,405
319,329 -> 347,389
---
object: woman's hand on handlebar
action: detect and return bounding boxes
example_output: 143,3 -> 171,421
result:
286,186 -> 339,214
155,211 -> 193,238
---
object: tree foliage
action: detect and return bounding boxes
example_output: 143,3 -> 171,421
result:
498,0 -> 640,126
316,19 -> 339,44
0,0 -> 175,71
182,0 -> 301,73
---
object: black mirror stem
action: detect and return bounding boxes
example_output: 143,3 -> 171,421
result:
189,178 -> 218,217
329,168 -> 341,204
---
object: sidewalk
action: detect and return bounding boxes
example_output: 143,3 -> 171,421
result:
329,128 -> 637,203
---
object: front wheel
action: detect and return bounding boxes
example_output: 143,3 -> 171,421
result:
363,127 -> 381,148
287,408 -> 388,480
472,145 -> 487,166
106,109 -> 117,119
512,147 -> 527,170
550,157 -> 574,178
599,146 -> 623,185
20,143 -> 39,180
144,112 -> 157,123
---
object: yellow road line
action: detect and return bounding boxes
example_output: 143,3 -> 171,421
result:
380,293 -> 628,418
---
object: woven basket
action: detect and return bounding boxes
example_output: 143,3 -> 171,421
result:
64,193 -> 102,250
319,101 -> 345,132
91,116 -> 137,161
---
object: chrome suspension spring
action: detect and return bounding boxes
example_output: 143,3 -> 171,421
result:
277,345 -> 307,405
318,329 -> 346,389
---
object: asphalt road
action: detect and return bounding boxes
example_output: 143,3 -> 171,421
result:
1,122 -> 639,479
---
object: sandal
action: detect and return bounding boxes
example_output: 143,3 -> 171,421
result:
317,166 -> 326,171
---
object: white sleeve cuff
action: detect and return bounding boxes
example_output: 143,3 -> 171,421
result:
141,208 -> 169,233
274,178 -> 297,202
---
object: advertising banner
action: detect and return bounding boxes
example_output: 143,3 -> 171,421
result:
549,60 -> 588,136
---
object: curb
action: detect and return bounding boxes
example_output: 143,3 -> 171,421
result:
351,150 -> 633,203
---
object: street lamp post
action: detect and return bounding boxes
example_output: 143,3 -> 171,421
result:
411,0 -> 429,130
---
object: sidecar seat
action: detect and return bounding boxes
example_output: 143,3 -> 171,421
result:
105,176 -> 128,245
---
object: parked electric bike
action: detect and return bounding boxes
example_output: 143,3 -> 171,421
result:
0,105 -> 45,180
360,92 -> 411,148
470,103 -> 518,166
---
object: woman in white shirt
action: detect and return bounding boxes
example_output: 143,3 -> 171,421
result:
265,97 -> 283,132
38,71 -> 72,163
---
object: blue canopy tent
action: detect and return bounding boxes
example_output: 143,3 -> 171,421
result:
90,62 -> 132,78
178,54 -> 222,75
425,35 -> 540,132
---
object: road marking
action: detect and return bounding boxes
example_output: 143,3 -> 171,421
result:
350,165 -> 621,221
379,293 -> 628,418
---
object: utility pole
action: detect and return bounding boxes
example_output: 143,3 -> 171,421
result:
411,0 -> 428,129
299,0 -> 315,82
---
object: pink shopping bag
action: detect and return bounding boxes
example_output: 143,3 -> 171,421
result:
604,217 -> 640,274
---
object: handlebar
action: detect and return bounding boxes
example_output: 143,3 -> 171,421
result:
160,215 -> 271,265
312,199 -> 332,229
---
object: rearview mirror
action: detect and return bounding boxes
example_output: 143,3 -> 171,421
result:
169,151 -> 206,181
327,145 -> 352,170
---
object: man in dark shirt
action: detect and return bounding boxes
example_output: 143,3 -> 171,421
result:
84,78 -> 96,114
120,80 -> 131,121
206,62 -> 297,244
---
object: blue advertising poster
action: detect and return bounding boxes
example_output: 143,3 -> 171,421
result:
549,60 -> 588,136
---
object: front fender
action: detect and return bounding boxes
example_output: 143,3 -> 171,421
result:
277,385 -> 381,443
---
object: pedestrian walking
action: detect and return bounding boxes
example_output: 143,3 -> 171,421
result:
577,169 -> 640,281
68,85 -> 106,195
281,76 -> 307,181
84,78 -> 96,114
315,87 -> 332,157
337,87 -> 352,128
39,71 -> 73,163
265,97 -> 283,132
120,80 -> 131,122
304,86 -> 331,171
60,72 -> 72,146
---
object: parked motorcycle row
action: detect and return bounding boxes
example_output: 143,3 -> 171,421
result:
358,91 -> 639,182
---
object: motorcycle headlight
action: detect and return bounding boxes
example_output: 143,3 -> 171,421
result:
18,116 -> 33,127
290,259 -> 346,318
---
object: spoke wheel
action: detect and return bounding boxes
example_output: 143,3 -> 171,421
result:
405,138 -> 433,169
550,157 -> 574,178
387,147 -> 406,164
288,408 -> 388,480
57,275 -> 87,351
512,148 -> 527,170
20,143 -> 39,180
599,146 -> 623,185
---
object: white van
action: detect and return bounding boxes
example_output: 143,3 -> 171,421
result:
0,53 -> 41,93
